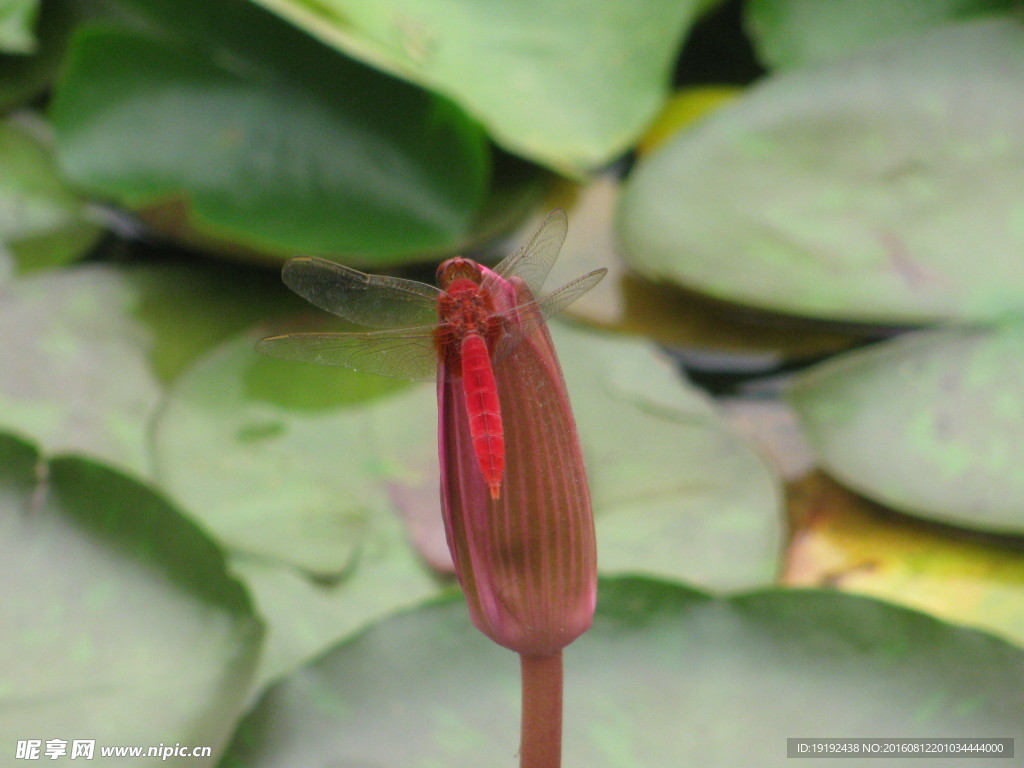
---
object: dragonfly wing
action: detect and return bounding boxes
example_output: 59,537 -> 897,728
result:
256,327 -> 439,381
282,257 -> 440,328
535,268 -> 607,320
491,209 -> 568,296
491,268 -> 607,363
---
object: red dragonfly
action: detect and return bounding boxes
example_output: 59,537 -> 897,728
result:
257,210 -> 605,500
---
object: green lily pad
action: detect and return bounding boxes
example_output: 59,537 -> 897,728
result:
124,260 -> 302,382
223,578 -> 1024,768
0,0 -> 77,110
746,0 -> 1018,69
249,0 -> 705,174
542,176 -> 862,361
1,258 -> 442,688
0,261 -> 299,476
0,0 -> 38,53
789,323 -> 1024,535
229,554 -> 444,688
154,333 -> 433,575
0,117 -> 102,275
0,433 -> 261,762
51,0 -> 489,263
154,333 -> 445,681
0,265 -> 164,475
619,18 -> 1024,325
558,324 -> 783,590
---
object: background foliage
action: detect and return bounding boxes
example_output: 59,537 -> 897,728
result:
2,0 -> 1023,766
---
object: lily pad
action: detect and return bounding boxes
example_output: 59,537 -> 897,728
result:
719,397 -> 816,481
0,117 -> 102,275
558,324 -> 782,590
51,0 -> 489,263
0,0 -> 38,53
249,0 -> 705,174
223,577 -> 1024,768
789,323 -> 1024,534
0,265 -> 164,476
0,0 -> 78,110
154,333 -> 446,681
0,261 -> 300,476
746,0 -> 1018,69
785,472 -> 1024,650
124,259 -> 302,382
0,433 -> 261,763
229,554 -> 443,688
154,333 -> 434,575
542,176 -> 862,361
619,18 -> 1024,324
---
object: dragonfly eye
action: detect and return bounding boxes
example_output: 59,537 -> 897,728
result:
437,257 -> 482,289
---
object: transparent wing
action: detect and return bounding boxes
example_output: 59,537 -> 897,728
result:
281,257 -> 440,328
490,268 -> 607,361
491,209 -> 568,296
257,268 -> 607,378
535,268 -> 607,321
256,326 -> 438,381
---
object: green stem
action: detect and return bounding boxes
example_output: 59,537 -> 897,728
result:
519,651 -> 563,768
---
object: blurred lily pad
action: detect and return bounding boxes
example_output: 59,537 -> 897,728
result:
544,177 -> 863,363
51,0 -> 489,263
0,261 -> 298,476
0,265 -> 164,475
223,577 -> 1024,768
559,324 -> 783,590
746,0 -> 1018,69
0,0 -> 78,110
154,333 -> 446,681
789,323 -> 1024,534
249,0 -> 705,174
619,18 -> 1024,324
0,432 -> 261,762
0,117 -> 102,275
719,397 -> 816,481
124,259 -> 301,382
134,149 -> 551,270
0,0 -> 38,53
154,334 -> 433,575
785,472 -> 1024,650
229,553 -> 444,688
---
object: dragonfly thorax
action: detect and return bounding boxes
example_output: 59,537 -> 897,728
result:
438,280 -> 494,331
436,256 -> 497,336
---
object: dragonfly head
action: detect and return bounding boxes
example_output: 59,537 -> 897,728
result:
436,257 -> 483,290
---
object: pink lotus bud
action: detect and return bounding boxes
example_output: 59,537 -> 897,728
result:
438,267 -> 597,656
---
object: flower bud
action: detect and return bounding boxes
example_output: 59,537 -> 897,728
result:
437,268 -> 597,656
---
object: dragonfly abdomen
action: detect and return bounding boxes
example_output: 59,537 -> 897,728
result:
460,332 -> 505,500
